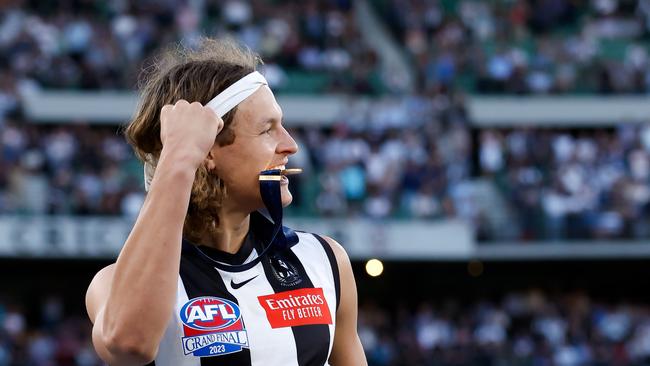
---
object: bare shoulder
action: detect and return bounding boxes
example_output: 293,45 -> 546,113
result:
85,263 -> 116,323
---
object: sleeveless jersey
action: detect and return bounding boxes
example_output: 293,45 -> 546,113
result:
149,229 -> 341,366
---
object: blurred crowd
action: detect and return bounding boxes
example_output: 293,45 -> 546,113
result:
0,88 -> 475,222
4,291 -> 650,365
377,0 -> 650,94
5,112 -> 650,242
0,122 -> 145,217
361,290 -> 650,366
304,91 -> 473,222
0,297 -> 99,366
480,125 -> 650,241
4,0 -> 650,242
0,79 -> 479,221
9,0 -> 650,97
0,0 -> 378,93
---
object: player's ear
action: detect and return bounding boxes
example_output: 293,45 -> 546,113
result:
204,145 -> 218,171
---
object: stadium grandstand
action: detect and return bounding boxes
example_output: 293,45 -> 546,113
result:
3,0 -> 650,365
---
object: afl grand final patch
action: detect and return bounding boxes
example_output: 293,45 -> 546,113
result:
180,297 -> 249,357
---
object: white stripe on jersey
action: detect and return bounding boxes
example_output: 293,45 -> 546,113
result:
292,233 -> 337,363
154,276 -> 199,366
215,249 -> 300,366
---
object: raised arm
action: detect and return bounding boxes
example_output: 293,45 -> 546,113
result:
85,100 -> 223,365
322,236 -> 368,366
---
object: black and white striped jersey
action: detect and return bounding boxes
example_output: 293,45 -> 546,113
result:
149,227 -> 341,366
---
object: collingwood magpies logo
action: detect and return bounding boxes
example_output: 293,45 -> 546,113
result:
269,255 -> 302,287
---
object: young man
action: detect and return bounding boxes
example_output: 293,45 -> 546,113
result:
85,38 -> 367,366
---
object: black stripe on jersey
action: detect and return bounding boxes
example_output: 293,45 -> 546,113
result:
260,246 -> 330,366
179,241 -> 252,366
311,234 -> 341,311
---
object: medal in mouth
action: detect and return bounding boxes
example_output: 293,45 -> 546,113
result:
259,167 -> 303,181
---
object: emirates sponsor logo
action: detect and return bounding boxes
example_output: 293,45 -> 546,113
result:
258,288 -> 332,328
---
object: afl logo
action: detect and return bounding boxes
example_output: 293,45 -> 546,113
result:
180,297 -> 241,331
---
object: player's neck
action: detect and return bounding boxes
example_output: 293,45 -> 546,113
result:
202,211 -> 250,254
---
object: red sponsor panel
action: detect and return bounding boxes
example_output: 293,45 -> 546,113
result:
258,288 -> 332,328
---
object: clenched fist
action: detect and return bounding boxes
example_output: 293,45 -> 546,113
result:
159,100 -> 224,170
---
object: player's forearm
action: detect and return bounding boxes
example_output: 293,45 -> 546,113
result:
102,150 -> 197,355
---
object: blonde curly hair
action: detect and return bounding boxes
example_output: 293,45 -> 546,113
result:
124,37 -> 262,243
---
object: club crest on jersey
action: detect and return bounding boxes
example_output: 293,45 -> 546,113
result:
268,254 -> 303,287
179,297 -> 249,357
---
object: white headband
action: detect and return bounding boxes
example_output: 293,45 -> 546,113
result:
206,71 -> 267,117
144,71 -> 268,191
